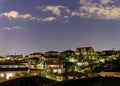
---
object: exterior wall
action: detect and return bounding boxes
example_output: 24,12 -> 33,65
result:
45,51 -> 60,56
4,56 -> 15,61
57,75 -> 84,81
4,55 -> 24,61
99,72 -> 120,77
87,48 -> 98,60
75,47 -> 98,61
44,58 -> 59,62
0,70 -> 41,82
29,54 -> 43,58
28,53 -> 44,61
60,50 -> 75,57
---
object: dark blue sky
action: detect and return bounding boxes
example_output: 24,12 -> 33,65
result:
0,0 -> 120,55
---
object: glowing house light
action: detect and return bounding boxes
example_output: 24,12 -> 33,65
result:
6,73 -> 13,79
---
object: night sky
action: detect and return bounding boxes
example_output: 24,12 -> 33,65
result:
0,0 -> 120,56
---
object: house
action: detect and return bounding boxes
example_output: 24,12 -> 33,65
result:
43,51 -> 62,70
0,56 -> 4,62
57,71 -> 85,81
100,50 -> 114,57
75,47 -> 98,61
43,55 -> 60,62
44,51 -> 60,62
40,51 -> 65,80
0,68 -> 40,82
99,65 -> 120,77
60,50 -> 75,57
28,52 -> 44,59
44,61 -> 65,74
98,50 -> 120,59
4,55 -> 16,61
44,51 -> 59,57
27,52 -> 45,69
4,55 -> 24,61
32,51 -> 60,70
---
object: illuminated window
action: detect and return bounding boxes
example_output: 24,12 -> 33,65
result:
91,52 -> 93,55
76,52 -> 80,55
6,73 -> 13,79
83,52 -> 86,55
0,74 -> 4,77
53,69 -> 58,73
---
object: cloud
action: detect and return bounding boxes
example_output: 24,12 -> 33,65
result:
80,0 -> 92,5
39,5 -> 71,22
3,26 -> 20,31
1,11 -> 19,19
0,10 -> 58,22
42,17 -> 56,22
100,0 -> 114,5
19,14 -> 32,19
40,5 -> 70,16
71,11 -> 85,17
1,11 -> 32,19
71,0 -> 120,20
63,16 -> 69,19
0,11 -> 42,21
1,1 -> 119,22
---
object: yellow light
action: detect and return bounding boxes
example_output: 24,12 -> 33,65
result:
6,73 -> 13,79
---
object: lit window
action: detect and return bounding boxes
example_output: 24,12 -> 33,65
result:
0,74 -> 4,77
6,73 -> 13,79
53,69 -> 58,73
91,53 -> 93,55
83,52 -> 86,55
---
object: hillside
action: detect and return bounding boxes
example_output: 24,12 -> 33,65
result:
46,77 -> 120,86
1,76 -> 120,86
0,76 -> 56,86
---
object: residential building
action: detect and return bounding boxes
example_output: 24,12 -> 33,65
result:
4,55 -> 16,61
57,71 -> 85,81
60,50 -> 75,57
28,52 -> 44,59
44,51 -> 60,62
75,47 -> 98,61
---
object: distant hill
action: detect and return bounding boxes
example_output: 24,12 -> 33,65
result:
45,77 -> 120,86
0,76 -> 56,86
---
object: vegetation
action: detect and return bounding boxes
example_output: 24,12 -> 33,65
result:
45,77 -> 120,86
0,76 -> 56,86
1,76 -> 120,86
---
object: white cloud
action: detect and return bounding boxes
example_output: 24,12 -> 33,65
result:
4,26 -> 20,31
1,11 -> 19,19
38,5 -> 71,22
72,0 -> 120,20
80,0 -> 92,5
42,17 -> 56,22
0,11 -> 41,21
19,14 -> 32,19
1,11 -> 31,19
0,10 -> 57,22
63,16 -> 69,19
100,0 -> 114,5
1,1 -> 119,22
40,5 -> 70,16
71,11 -> 85,17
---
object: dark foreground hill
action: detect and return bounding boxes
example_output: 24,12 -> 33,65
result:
0,76 -> 56,86
1,76 -> 120,86
46,77 -> 120,86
